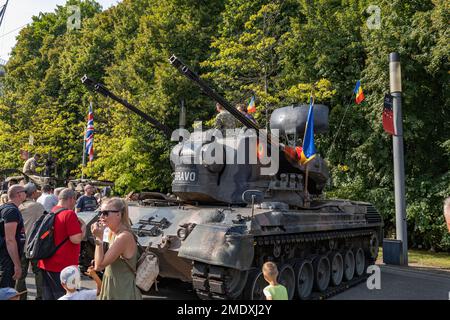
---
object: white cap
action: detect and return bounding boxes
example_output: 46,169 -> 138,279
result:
60,265 -> 81,290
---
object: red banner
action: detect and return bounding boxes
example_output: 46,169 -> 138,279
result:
383,94 -> 395,135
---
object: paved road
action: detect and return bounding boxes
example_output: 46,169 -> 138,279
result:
331,264 -> 450,300
24,273 -> 198,300
24,264 -> 450,300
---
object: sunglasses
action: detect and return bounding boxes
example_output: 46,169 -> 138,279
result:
99,210 -> 119,217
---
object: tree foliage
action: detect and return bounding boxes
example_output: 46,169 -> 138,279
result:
0,0 -> 448,250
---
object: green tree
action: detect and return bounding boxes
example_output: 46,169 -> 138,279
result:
83,0 -> 225,193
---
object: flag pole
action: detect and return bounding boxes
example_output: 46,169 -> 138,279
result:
81,102 -> 90,179
81,131 -> 86,179
325,91 -> 355,159
304,162 -> 310,207
303,90 -> 314,208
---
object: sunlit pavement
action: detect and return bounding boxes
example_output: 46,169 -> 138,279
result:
331,264 -> 450,300
24,273 -> 198,300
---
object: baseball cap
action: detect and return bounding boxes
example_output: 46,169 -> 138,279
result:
0,288 -> 27,300
60,265 -> 81,290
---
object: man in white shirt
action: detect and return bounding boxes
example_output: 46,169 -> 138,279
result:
36,184 -> 58,213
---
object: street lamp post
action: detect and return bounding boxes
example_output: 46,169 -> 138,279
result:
389,52 -> 408,265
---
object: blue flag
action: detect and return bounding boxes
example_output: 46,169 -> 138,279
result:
300,97 -> 316,165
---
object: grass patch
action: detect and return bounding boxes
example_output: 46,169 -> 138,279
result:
378,247 -> 450,270
408,249 -> 450,269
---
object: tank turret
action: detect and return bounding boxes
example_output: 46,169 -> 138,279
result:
169,55 -> 329,206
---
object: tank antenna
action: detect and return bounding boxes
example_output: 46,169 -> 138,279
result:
179,99 -> 186,130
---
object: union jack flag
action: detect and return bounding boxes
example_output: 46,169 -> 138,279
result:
85,102 -> 94,161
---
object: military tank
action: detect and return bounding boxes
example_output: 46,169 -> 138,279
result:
81,56 -> 383,300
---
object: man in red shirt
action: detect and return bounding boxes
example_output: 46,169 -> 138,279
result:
38,188 -> 86,300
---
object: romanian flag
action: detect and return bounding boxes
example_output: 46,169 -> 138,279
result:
354,80 -> 365,104
300,97 -> 316,165
247,96 -> 256,113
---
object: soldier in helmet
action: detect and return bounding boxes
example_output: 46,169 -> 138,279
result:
214,103 -> 238,130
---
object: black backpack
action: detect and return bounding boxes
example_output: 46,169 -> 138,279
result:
25,207 -> 69,260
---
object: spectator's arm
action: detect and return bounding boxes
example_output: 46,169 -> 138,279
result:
86,267 -> 102,295
66,211 -> 83,244
4,222 -> 22,280
69,233 -> 82,244
93,239 -> 105,271
94,232 -> 129,271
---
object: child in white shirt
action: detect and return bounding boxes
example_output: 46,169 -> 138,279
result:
58,265 -> 101,300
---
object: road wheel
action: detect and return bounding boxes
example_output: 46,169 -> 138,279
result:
278,263 -> 295,300
313,255 -> 331,292
343,249 -> 355,281
369,233 -> 379,260
354,248 -> 366,277
242,269 -> 266,300
329,252 -> 344,286
221,268 -> 248,299
294,259 -> 314,300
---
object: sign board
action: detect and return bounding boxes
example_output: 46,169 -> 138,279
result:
383,93 -> 395,135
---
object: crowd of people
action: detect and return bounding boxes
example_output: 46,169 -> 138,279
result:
0,178 -> 288,301
0,180 -> 142,300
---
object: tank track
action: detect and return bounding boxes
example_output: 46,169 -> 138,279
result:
192,228 -> 376,300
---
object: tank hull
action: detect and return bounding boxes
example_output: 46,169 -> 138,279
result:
129,200 -> 382,299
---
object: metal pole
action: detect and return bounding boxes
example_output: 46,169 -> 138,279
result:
251,194 -> 255,219
389,52 -> 408,265
263,11 -> 269,130
179,99 -> 186,129
81,139 -> 86,179
0,1 -> 9,29
81,102 -> 88,179
304,163 -> 310,208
